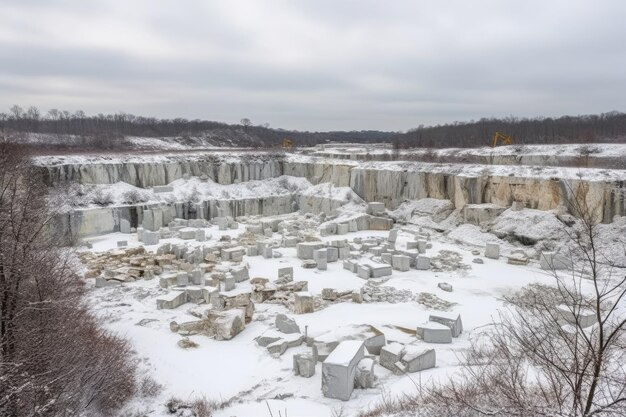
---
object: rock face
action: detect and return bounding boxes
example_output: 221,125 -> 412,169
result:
43,154 -> 626,240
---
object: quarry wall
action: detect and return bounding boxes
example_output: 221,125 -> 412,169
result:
40,155 -> 626,238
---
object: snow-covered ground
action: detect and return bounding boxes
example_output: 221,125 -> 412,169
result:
80,212 -> 611,417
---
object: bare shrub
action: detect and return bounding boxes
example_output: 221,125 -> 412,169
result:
92,188 -> 114,206
0,142 -> 136,416
121,189 -> 149,205
140,375 -> 163,397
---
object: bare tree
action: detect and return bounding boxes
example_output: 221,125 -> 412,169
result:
240,117 -> 252,132
0,142 -> 136,416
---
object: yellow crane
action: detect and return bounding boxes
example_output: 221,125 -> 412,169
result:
282,138 -> 293,149
491,131 -> 513,147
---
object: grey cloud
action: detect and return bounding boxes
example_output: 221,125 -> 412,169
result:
0,0 -> 625,130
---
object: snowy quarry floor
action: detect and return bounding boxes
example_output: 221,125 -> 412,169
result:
79,215 -> 603,417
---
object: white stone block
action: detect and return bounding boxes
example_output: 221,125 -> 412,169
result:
322,341 -> 364,401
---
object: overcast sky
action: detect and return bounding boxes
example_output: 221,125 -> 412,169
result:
1,0 -> 625,131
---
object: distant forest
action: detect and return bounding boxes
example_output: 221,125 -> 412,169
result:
393,112 -> 626,148
1,105 -> 625,149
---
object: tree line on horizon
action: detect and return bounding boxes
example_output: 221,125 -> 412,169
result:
1,105 -> 625,149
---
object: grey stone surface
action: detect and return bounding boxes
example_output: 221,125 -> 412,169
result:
142,230 -> 160,245
263,246 -> 273,259
343,259 -> 357,272
322,340 -> 365,401
275,314 -> 300,334
293,353 -> 316,378
297,242 -> 325,260
337,223 -> 349,235
417,239 -> 427,254
367,202 -> 385,216
540,252 -> 572,270
195,229 -> 206,241
315,249 -> 328,270
326,247 -> 339,262
380,342 -> 405,373
388,229 -> 398,243
429,314 -> 463,337
438,282 -> 453,292
116,240 -> 128,247
222,276 -> 235,291
485,243 -> 500,259
232,266 -> 249,283
416,321 -> 453,343
354,358 -> 376,389
392,255 -> 410,271
179,227 -> 196,240
294,292 -> 314,314
120,218 -> 131,233
356,264 -> 371,279
416,255 -> 431,270
156,290 -> 187,309
400,347 -> 436,373
278,266 -> 294,281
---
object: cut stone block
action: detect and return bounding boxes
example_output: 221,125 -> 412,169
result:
176,272 -> 189,286
556,305 -> 597,328
356,264 -> 371,279
539,252 -> 572,270
284,236 -> 299,247
267,339 -> 289,357
195,229 -> 206,241
179,227 -> 196,240
120,218 -> 131,233
367,202 -> 385,216
380,342 -> 405,373
207,309 -> 245,341
416,256 -> 431,270
142,231 -> 160,245
343,259 -> 357,273
222,246 -> 245,261
315,249 -> 327,270
278,267 -> 294,281
381,253 -> 392,264
190,269 -> 203,285
406,241 -> 418,250
297,242 -> 325,260
246,246 -> 258,256
232,266 -> 249,283
322,340 -> 365,401
416,321 -> 453,343
294,292 -> 314,314
417,239 -> 427,254
485,243 -> 500,259
392,255 -> 410,271
222,276 -> 235,292
263,246 -> 273,259
156,290 -> 187,309
464,203 -> 507,225
354,358 -> 376,389
429,313 -> 463,337
388,229 -> 398,243
336,223 -> 349,235
326,247 -> 339,262
293,353 -> 316,378
276,313 -> 300,334
400,346 -> 436,373
338,246 -> 350,260
116,240 -> 128,248
142,210 -> 155,231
